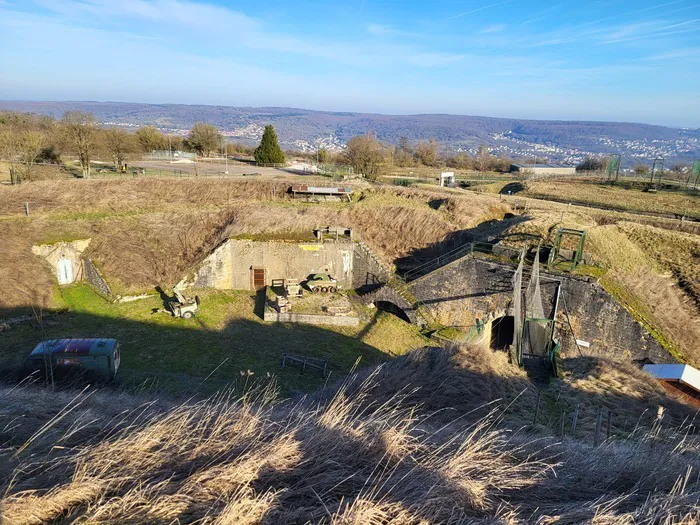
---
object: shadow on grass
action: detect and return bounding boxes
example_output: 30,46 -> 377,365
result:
0,297 -> 388,399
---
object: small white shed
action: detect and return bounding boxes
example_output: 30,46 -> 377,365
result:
440,172 -> 455,187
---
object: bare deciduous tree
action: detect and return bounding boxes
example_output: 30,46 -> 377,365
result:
104,128 -> 136,170
186,123 -> 222,157
0,129 -> 19,183
633,163 -> 650,175
135,126 -> 165,153
414,138 -> 439,167
17,131 -> 45,181
474,145 -> 493,172
394,136 -> 415,167
62,111 -> 97,178
343,133 -> 386,181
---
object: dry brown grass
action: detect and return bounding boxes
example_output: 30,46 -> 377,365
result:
521,180 -> 700,219
618,222 -> 700,303
2,345 -> 699,524
582,224 -> 700,365
0,178 -> 294,217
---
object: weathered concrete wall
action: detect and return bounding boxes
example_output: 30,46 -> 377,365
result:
32,239 -> 91,285
192,239 -> 354,291
263,311 -> 360,327
409,255 -> 674,364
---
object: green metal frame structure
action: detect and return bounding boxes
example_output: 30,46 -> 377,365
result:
649,157 -> 665,191
692,161 -> 700,189
606,154 -> 621,184
547,228 -> 586,270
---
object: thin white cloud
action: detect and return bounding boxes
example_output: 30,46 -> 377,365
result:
10,0 -> 469,69
643,48 -> 700,60
520,15 -> 546,26
446,0 -> 511,21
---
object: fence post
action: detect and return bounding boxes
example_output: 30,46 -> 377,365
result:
571,404 -> 580,437
533,391 -> 542,425
24,202 -> 30,216
560,410 -> 566,440
594,407 -> 603,447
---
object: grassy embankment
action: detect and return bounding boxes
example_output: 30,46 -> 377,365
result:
2,343 -> 700,524
474,178 -> 700,219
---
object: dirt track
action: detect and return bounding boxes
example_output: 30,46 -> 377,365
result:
134,159 -> 288,178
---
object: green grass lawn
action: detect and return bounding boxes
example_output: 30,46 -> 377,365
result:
1,284 -> 430,397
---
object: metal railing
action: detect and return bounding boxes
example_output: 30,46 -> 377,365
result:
402,241 -> 501,281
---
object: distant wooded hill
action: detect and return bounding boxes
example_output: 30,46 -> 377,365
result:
1,100 -> 697,161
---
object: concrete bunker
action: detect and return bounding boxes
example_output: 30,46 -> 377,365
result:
188,227 -> 390,297
190,236 -> 356,291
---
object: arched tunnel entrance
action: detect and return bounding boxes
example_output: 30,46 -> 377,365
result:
490,315 -> 514,350
375,301 -> 412,323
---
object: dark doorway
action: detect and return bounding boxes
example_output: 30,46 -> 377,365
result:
490,315 -> 514,350
375,301 -> 412,323
251,268 -> 266,290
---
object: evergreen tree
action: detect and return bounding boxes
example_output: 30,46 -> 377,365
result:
254,125 -> 285,164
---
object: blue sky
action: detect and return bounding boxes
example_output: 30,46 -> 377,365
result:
0,0 -> 699,126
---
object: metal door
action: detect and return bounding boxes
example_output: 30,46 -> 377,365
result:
57,257 -> 73,284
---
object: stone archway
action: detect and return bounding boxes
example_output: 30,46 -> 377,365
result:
375,301 -> 412,323
361,286 -> 421,326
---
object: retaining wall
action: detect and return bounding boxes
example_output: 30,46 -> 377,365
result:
263,310 -> 360,327
84,259 -> 112,297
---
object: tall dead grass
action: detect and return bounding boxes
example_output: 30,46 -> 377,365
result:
585,224 -> 700,365
0,179 -> 293,217
2,345 -> 699,523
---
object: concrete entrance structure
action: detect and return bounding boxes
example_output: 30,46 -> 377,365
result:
189,239 -> 356,291
32,239 -> 91,285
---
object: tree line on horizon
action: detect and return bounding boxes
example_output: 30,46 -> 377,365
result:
0,111 -> 262,181
1,110 -> 691,183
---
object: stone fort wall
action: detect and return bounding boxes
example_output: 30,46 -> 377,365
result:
409,256 -> 673,364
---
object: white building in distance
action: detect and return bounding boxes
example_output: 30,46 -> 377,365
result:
510,163 -> 576,176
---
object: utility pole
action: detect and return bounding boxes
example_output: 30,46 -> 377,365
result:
222,135 -> 229,174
